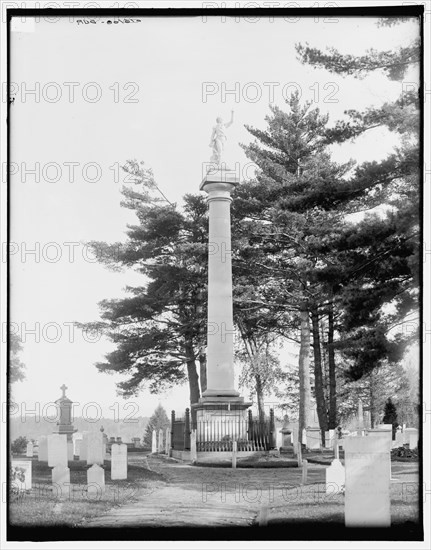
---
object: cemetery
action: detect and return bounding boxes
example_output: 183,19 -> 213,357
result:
7,9 -> 423,544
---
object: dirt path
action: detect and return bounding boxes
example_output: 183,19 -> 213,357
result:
84,457 -> 419,528
85,455 -> 327,527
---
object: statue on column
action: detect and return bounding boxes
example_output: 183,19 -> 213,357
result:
209,110 -> 234,164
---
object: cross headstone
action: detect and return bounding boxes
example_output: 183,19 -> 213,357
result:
87,464 -> 105,498
47,434 -> 67,468
344,436 -> 391,527
111,443 -> 127,480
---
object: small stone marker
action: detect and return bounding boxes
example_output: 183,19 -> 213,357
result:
26,441 -> 34,457
87,432 -> 104,465
231,440 -> 237,469
38,436 -> 48,462
191,430 -> 197,464
11,460 -> 32,491
344,436 -> 391,527
47,434 -> 67,468
152,429 -> 157,453
158,429 -> 164,453
326,459 -> 345,495
52,465 -> 70,498
87,464 -> 105,498
111,443 -> 127,480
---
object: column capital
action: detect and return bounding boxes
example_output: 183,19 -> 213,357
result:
200,167 -> 240,194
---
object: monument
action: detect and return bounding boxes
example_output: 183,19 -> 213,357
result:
53,384 -> 76,458
191,112 -> 251,434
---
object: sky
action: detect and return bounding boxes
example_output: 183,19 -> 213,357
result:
8,14 -> 420,421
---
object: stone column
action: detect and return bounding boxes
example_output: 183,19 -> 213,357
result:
200,170 -> 239,398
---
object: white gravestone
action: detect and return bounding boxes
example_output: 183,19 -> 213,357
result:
87,464 -> 105,498
344,436 -> 391,527
325,430 -> 335,449
79,432 -> 89,461
47,434 -> 67,468
73,433 -> 83,456
158,429 -> 164,453
326,459 -> 345,495
87,432 -> 104,465
404,427 -> 418,449
67,440 -> 74,461
26,442 -> 34,457
152,430 -> 157,453
11,460 -> 32,491
38,436 -> 48,462
306,428 -> 321,450
52,465 -> 70,498
111,444 -> 127,480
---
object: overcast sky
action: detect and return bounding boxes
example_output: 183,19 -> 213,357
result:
9,14 -> 420,421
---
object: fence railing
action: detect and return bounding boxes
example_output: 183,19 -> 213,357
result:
171,408 -> 276,452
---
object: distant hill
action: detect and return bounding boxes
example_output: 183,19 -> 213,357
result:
10,416 -> 150,443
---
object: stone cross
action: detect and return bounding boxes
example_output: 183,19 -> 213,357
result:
60,384 -> 68,397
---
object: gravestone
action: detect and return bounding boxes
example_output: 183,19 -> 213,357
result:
111,443 -> 127,480
37,436 -> 48,462
306,428 -> 321,450
280,415 -> 294,454
325,429 -> 335,449
11,460 -> 32,490
165,428 -> 171,454
47,434 -> 67,468
87,464 -> 105,498
326,459 -> 345,495
73,433 -> 83,456
404,427 -> 419,449
79,432 -> 89,461
26,441 -> 34,457
67,441 -> 74,461
87,432 -> 104,465
152,430 -> 157,453
52,465 -> 70,498
158,428 -> 164,453
344,436 -> 391,527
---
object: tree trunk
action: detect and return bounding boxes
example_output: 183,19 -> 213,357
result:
311,307 -> 328,445
198,345 -> 207,394
298,306 -> 311,449
255,372 -> 266,422
369,371 -> 376,428
327,300 -> 337,429
185,342 -> 200,408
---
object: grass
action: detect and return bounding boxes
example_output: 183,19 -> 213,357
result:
9,457 -> 163,527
